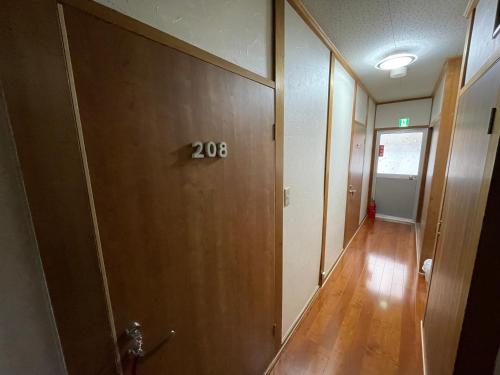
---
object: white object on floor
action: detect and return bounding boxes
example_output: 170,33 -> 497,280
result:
422,259 -> 433,284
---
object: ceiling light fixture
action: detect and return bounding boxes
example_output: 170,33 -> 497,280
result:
375,53 -> 417,70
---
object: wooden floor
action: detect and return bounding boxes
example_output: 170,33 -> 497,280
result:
271,219 -> 427,375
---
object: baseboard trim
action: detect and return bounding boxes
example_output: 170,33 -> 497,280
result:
376,213 -> 415,224
421,320 -> 428,375
264,286 -> 321,374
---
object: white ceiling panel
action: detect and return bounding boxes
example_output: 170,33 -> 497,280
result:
301,0 -> 468,102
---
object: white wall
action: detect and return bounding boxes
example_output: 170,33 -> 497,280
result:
323,61 -> 355,274
0,91 -> 67,375
355,85 -> 368,124
359,98 -> 376,222
375,98 -> 432,129
282,2 -> 330,339
93,0 -> 273,78
431,74 -> 445,123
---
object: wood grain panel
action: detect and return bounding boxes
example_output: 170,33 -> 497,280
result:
418,57 -> 461,268
0,2 -> 116,374
62,4 -> 276,374
344,122 -> 366,246
60,0 -> 275,89
423,60 -> 500,375
454,127 -> 500,375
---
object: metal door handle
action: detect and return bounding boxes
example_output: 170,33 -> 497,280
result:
348,185 -> 357,195
125,321 -> 175,359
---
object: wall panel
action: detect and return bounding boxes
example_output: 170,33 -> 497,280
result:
93,0 -> 273,78
376,98 -> 432,128
282,1 -> 330,339
431,75 -> 445,123
355,85 -> 368,124
323,60 -> 355,273
465,0 -> 500,83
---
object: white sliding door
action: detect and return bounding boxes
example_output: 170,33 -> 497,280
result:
282,2 -> 330,339
323,61 -> 355,274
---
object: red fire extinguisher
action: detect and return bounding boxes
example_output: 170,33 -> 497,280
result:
368,200 -> 376,220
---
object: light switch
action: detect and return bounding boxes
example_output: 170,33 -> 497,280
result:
284,187 -> 291,207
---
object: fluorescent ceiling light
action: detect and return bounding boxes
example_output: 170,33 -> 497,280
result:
376,53 -> 417,70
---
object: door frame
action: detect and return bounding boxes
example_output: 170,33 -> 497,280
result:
343,119 -> 367,247
371,126 -> 429,222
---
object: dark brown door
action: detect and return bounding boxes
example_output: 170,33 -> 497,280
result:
61,5 -> 275,374
344,122 -> 366,246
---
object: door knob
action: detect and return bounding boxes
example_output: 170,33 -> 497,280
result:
348,185 -> 357,195
126,322 -> 145,357
125,321 -> 176,359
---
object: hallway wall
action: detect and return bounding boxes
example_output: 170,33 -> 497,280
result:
282,1 -> 330,339
375,98 -> 432,128
93,0 -> 273,78
355,85 -> 368,124
1,0 -> 377,369
0,89 -> 67,375
431,73 -> 445,123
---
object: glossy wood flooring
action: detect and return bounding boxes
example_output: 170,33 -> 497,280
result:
271,219 -> 426,375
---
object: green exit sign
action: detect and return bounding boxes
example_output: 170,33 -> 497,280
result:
399,117 -> 410,127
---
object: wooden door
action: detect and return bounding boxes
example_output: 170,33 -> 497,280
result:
344,122 -> 366,246
61,4 -> 276,375
424,61 -> 500,375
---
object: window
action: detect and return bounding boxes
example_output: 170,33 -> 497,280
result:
377,131 -> 423,175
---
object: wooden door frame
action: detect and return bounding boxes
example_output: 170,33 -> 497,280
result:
318,52 -> 336,285
274,0 -> 285,348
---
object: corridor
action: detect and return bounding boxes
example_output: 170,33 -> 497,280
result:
2,0 -> 498,374
271,220 -> 426,375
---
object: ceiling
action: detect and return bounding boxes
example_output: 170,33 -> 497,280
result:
301,0 -> 468,102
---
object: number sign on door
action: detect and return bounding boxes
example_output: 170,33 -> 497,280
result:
192,141 -> 228,159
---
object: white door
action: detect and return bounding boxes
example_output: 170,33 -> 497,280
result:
372,128 -> 427,222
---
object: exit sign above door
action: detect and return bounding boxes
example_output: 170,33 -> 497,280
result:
399,117 -> 410,127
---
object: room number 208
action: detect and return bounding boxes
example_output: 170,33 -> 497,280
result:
191,141 -> 228,159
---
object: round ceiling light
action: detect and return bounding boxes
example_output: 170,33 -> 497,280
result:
375,53 -> 417,70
